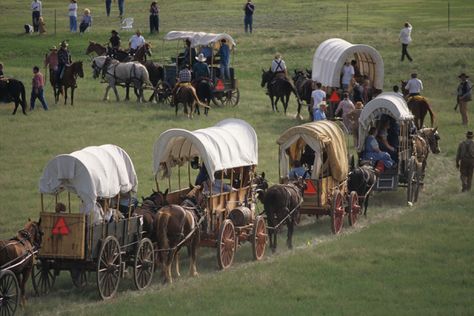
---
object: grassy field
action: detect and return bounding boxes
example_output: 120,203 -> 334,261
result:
1,0 -> 474,315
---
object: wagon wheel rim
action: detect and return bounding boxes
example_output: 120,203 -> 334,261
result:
217,220 -> 236,270
211,93 -> 224,107
157,81 -> 172,104
407,157 -> 416,204
0,270 -> 20,316
97,236 -> 122,300
133,238 -> 154,291
348,191 -> 360,226
251,216 -> 267,261
224,88 -> 240,107
32,260 -> 56,296
331,191 -> 344,234
70,268 -> 87,288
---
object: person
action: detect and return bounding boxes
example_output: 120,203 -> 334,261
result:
405,73 -> 423,97
171,64 -> 192,103
0,63 -> 4,78
105,0 -> 112,17
200,45 -> 213,64
310,82 -> 326,119
193,53 -> 210,81
351,59 -> 361,82
118,0 -> 125,17
346,101 -> 364,147
457,73 -> 472,126
44,45 -> 58,82
362,127 -> 395,168
149,2 -> 159,34
195,163 -> 209,186
288,160 -> 309,180
399,22 -> 413,62
30,66 -> 48,111
352,81 -> 363,103
79,8 -> 92,33
180,39 -> 196,68
56,40 -> 71,88
361,79 -> 373,104
313,101 -> 327,121
271,53 -> 287,79
377,119 -> 397,161
456,131 -> 474,192
243,0 -> 255,34
129,29 -> 145,55
218,39 -> 231,80
341,60 -> 354,91
393,85 -> 403,97
80,200 -> 105,225
109,30 -> 121,49
55,202 -> 66,213
68,0 -> 78,33
335,92 -> 355,131
31,0 -> 42,33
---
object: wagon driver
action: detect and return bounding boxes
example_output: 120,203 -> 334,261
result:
456,131 -> 474,192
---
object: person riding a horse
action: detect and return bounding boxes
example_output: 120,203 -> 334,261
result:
271,53 -> 288,81
56,40 -> 71,88
172,64 -> 192,103
405,73 -> 423,98
108,29 -> 121,58
129,29 -> 146,56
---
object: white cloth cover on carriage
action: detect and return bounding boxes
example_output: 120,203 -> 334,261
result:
311,38 -> 384,89
277,120 -> 348,182
357,92 -> 414,151
164,31 -> 236,49
39,144 -> 138,223
153,119 -> 257,183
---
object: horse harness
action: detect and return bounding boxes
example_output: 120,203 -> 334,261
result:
0,229 -> 38,270
96,57 -> 141,84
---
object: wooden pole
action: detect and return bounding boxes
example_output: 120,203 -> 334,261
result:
448,1 -> 451,32
54,9 -> 57,36
346,4 -> 349,32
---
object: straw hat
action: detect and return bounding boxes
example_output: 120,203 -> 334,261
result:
355,101 -> 364,109
50,45 -> 57,51
195,53 -> 207,62
84,8 -> 90,15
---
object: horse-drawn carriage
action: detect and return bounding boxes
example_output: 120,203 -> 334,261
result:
153,119 -> 266,269
277,120 -> 361,234
161,31 -> 240,106
32,144 -> 154,300
0,268 -> 20,315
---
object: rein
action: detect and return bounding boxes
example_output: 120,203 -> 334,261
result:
264,183 -> 304,231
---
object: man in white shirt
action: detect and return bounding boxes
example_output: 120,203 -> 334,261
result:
399,22 -> 413,62
405,73 -> 423,97
129,30 -> 146,54
341,61 -> 354,91
31,0 -> 42,32
310,82 -> 326,120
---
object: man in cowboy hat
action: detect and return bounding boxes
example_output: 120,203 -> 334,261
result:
56,40 -> 71,88
457,73 -> 472,126
192,53 -> 210,81
456,131 -> 474,192
44,45 -> 58,83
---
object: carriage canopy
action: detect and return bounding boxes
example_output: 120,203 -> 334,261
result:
357,92 -> 414,151
277,120 -> 348,182
39,144 -> 138,214
153,119 -> 257,182
164,31 -> 236,49
312,38 -> 384,89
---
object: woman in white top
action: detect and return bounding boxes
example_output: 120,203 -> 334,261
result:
399,22 -> 413,62
341,61 -> 354,91
68,0 -> 78,32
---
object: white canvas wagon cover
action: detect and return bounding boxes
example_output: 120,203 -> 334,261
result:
153,119 -> 257,182
164,31 -> 236,48
312,38 -> 384,89
39,144 -> 138,214
277,120 -> 348,182
357,92 -> 414,151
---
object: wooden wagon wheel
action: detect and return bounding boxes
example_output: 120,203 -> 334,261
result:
96,236 -> 122,300
70,268 -> 87,288
251,216 -> 267,261
0,270 -> 20,316
133,237 -> 154,291
157,81 -> 173,105
223,88 -> 240,107
348,191 -> 361,226
330,190 -> 344,234
412,164 -> 422,203
32,259 -> 56,296
406,156 -> 416,204
211,92 -> 224,107
217,219 -> 236,270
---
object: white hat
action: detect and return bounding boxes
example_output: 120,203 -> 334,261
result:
195,53 -> 207,62
316,101 -> 327,109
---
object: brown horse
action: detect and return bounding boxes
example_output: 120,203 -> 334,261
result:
261,69 -> 302,118
401,81 -> 436,129
413,127 -> 441,180
292,69 -> 313,105
154,185 -> 206,284
132,189 -> 169,240
85,41 -> 131,62
173,84 -> 208,119
50,61 -> 84,105
0,220 -> 42,306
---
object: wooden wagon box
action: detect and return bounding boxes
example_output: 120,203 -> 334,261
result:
39,212 -> 86,259
300,177 -> 336,212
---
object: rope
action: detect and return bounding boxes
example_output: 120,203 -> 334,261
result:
154,216 -> 205,253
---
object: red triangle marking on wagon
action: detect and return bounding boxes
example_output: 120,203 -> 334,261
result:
215,79 -> 224,91
304,179 -> 317,194
52,217 -> 70,235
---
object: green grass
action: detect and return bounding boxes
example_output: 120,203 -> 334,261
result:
1,0 -> 474,315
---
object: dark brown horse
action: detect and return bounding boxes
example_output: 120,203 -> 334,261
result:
401,81 -> 436,129
132,189 -> 169,240
154,185 -> 205,284
292,69 -> 313,105
263,178 -> 306,253
0,220 -> 42,306
85,41 -> 131,62
348,164 -> 377,216
0,78 -> 28,115
261,69 -> 302,119
50,61 -> 84,105
173,84 -> 208,119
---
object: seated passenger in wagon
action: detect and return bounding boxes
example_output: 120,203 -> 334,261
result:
362,127 -> 395,169
377,117 -> 399,162
288,160 -> 310,180
202,171 -> 235,194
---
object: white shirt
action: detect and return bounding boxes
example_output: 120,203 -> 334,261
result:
311,89 -> 326,108
31,0 -> 42,12
129,34 -> 146,50
271,58 -> 286,73
406,78 -> 423,94
399,25 -> 412,44
80,201 -> 104,225
341,64 -> 355,85
68,3 -> 78,17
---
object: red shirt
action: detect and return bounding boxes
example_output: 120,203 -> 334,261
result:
32,72 -> 45,89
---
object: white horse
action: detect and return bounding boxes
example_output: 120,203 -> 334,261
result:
92,56 -> 150,102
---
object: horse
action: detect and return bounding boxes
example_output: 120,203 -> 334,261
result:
263,177 -> 306,253
173,84 -> 208,119
413,127 -> 441,182
193,79 -> 213,115
154,185 -> 206,284
292,69 -> 313,105
92,56 -> 150,102
348,164 -> 377,216
0,220 -> 43,306
0,78 -> 28,115
252,172 -> 269,204
85,41 -> 131,62
132,189 -> 169,240
401,80 -> 436,129
50,61 -> 84,106
261,69 -> 302,119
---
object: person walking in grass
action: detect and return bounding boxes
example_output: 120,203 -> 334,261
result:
30,66 -> 48,111
399,21 -> 413,62
79,8 -> 92,33
457,73 -> 472,126
31,0 -> 42,32
105,0 -> 112,17
243,0 -> 255,34
456,131 -> 474,192
149,1 -> 159,34
68,0 -> 78,32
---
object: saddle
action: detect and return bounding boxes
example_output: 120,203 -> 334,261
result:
408,95 -> 427,103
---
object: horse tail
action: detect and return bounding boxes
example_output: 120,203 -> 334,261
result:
426,100 -> 436,127
19,81 -> 28,111
191,86 -> 210,109
156,211 -> 170,263
289,81 -> 303,116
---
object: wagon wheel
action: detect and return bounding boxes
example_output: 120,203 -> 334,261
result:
211,92 -> 224,107
406,156 -> 416,204
32,259 -> 56,296
251,216 -> 267,261
133,237 -> 154,291
70,268 -> 87,288
347,191 -> 361,226
217,219 -> 236,270
0,270 -> 20,316
412,164 -> 422,203
157,81 -> 172,105
223,88 -> 240,107
97,236 -> 122,300
330,190 -> 344,234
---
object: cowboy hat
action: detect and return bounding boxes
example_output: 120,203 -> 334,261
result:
50,45 -> 57,51
355,101 -> 364,109
459,73 -> 469,78
467,131 -> 474,138
60,40 -> 68,47
317,101 -> 327,108
195,53 -> 207,62
111,29 -> 118,34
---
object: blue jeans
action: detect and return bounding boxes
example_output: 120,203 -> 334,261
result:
118,0 -> 124,16
30,88 -> 48,110
244,15 -> 253,33
220,63 -> 230,80
69,16 -> 77,32
105,0 -> 112,16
